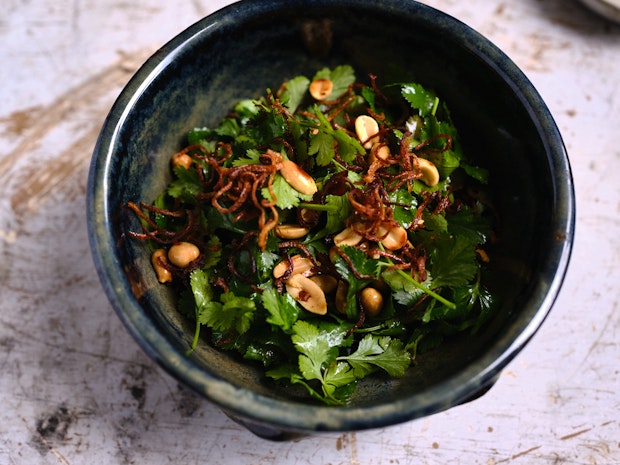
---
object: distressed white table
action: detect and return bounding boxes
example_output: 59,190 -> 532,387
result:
1,1 -> 618,464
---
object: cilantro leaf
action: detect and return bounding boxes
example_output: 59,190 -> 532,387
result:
190,269 -> 256,335
401,83 -> 438,117
334,245 -> 381,279
233,99 -> 261,119
389,189 -> 418,229
214,117 -> 242,139
290,320 -> 356,404
261,173 -> 312,209
261,286 -> 299,332
247,108 -> 287,145
452,280 -> 496,332
190,269 -> 221,325
308,106 -> 364,165
382,268 -> 433,307
422,211 -> 449,234
321,362 -> 357,401
428,234 -> 478,288
167,165 -> 202,203
333,127 -> 365,163
292,320 -> 342,381
324,194 -> 352,234
255,249 -> 280,280
341,334 -> 411,378
313,65 -> 356,100
447,205 -> 491,244
279,75 -> 310,113
232,148 -> 261,166
461,162 -> 489,184
218,292 -> 257,334
308,125 -> 335,166
361,86 -> 376,113
202,235 -> 222,269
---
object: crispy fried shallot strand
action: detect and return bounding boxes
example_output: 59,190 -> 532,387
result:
197,147 -> 283,250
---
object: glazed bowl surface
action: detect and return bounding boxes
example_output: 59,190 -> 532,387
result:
87,0 -> 575,435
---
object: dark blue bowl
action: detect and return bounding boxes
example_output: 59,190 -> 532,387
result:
87,0 -> 574,436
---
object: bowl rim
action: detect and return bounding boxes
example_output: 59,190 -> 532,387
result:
87,0 -> 575,432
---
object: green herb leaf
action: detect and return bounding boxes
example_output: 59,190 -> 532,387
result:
314,65 -> 356,100
428,234 -> 478,288
261,173 -> 312,209
402,83 -> 438,117
389,189 -> 418,229
308,106 -> 364,165
167,165 -> 202,203
333,246 -> 381,319
324,194 -> 352,234
447,205 -> 491,244
261,286 -> 300,332
308,127 -> 334,166
190,269 -> 221,325
341,334 -> 411,378
280,75 -> 310,113
218,292 -> 257,334
382,268 -> 433,307
232,148 -> 261,166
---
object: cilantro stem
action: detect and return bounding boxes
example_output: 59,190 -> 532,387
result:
394,268 -> 456,309
186,321 -> 201,356
431,97 -> 440,116
375,241 -> 455,309
298,202 -> 339,212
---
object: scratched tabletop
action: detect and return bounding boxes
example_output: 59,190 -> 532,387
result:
1,0 -> 619,464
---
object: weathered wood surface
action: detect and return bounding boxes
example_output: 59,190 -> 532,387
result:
1,1 -> 618,464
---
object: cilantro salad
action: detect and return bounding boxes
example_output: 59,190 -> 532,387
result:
127,66 -> 497,405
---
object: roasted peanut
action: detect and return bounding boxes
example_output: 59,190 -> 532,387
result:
417,158 -> 440,187
355,115 -> 380,149
333,226 -> 364,247
275,224 -> 310,240
167,242 -> 200,268
359,287 -> 384,317
309,274 -> 338,294
151,249 -> 173,283
280,159 -> 318,195
377,223 -> 408,251
171,152 -> 193,169
273,254 -> 314,279
309,78 -> 333,101
285,274 -> 327,315
368,143 -> 390,164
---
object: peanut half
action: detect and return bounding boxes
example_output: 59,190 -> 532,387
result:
417,158 -> 440,187
280,159 -> 318,196
333,225 -> 364,247
285,274 -> 328,315
309,78 -> 333,101
355,115 -> 380,149
275,224 -> 310,240
273,254 -> 315,279
376,223 -> 408,251
151,249 -> 173,283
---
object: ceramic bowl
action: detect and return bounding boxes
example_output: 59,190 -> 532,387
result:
578,0 -> 620,23
87,0 -> 575,437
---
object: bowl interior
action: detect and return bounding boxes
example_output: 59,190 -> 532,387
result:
89,0 -> 574,431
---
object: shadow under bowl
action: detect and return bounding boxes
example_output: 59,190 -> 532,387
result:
87,0 -> 575,436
